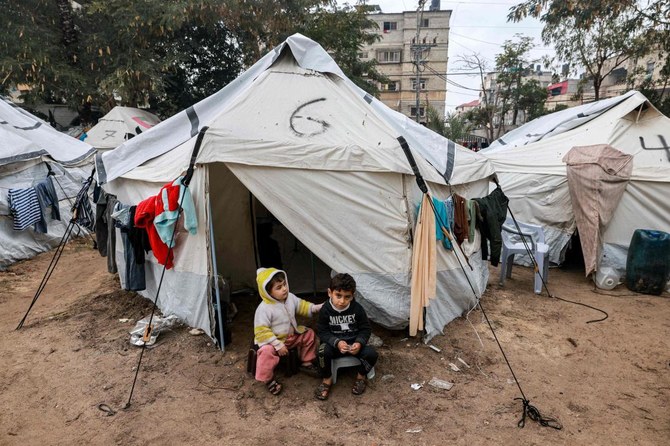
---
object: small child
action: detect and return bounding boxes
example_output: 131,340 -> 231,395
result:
253,267 -> 321,395
315,273 -> 378,400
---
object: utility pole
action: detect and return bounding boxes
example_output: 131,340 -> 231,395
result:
411,0 -> 436,123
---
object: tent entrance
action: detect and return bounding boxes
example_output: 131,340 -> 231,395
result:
207,162 -> 331,297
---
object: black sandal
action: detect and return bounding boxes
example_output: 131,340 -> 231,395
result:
266,379 -> 282,395
352,379 -> 366,395
314,382 -> 331,400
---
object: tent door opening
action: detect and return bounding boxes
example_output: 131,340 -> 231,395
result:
207,163 -> 330,348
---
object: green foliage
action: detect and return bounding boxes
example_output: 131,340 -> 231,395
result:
3,0 -> 385,113
1,0 -> 90,103
508,0 -> 661,100
152,21 -> 243,115
517,79 -> 548,121
438,110 -> 474,142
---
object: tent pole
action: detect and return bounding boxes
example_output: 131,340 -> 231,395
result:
310,251 -> 317,297
208,194 -> 226,352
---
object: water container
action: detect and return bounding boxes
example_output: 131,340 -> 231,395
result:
594,266 -> 619,290
625,229 -> 670,295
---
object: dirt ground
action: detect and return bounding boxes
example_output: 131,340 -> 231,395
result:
0,239 -> 668,446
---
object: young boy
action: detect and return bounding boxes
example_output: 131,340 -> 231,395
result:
315,273 -> 378,400
254,267 -> 322,395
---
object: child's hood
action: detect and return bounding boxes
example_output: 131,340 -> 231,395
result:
256,267 -> 288,304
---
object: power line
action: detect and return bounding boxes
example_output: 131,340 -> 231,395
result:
450,31 -> 555,51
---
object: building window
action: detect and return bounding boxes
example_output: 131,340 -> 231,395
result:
421,18 -> 429,27
378,50 -> 401,63
383,21 -> 398,33
411,78 -> 428,90
410,106 -> 426,117
358,51 -> 368,59
380,81 -> 400,91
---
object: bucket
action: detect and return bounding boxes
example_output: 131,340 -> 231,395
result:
625,229 -> 670,295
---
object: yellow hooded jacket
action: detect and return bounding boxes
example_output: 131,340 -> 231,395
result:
253,268 -> 317,350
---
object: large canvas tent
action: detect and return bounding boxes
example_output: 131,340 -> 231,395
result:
0,98 -> 96,269
482,91 -> 670,282
85,106 -> 160,150
97,34 -> 496,342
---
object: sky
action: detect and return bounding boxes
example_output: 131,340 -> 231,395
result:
343,0 -> 556,112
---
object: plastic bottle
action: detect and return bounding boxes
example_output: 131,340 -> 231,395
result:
594,266 -> 619,290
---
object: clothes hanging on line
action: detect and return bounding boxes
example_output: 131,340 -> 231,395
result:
473,187 -> 509,266
72,178 -> 95,231
134,176 -> 197,269
34,176 -> 60,234
452,193 -> 469,245
114,203 -> 148,291
7,187 -> 43,231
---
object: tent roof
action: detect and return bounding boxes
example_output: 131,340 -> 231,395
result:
482,91 -> 669,182
0,98 -> 95,166
85,106 -> 160,149
97,34 -> 494,186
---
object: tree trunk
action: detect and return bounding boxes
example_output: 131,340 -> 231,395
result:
593,76 -> 602,101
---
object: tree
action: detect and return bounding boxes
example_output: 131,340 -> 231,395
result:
508,0 -> 653,100
427,109 -> 474,143
3,0 -> 386,112
516,79 -> 549,121
1,0 -> 91,103
494,35 -> 537,129
455,53 -> 496,141
153,21 -> 243,116
223,0 -> 385,95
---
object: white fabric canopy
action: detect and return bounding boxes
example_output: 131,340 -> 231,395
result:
85,106 -> 160,150
100,34 -> 495,341
483,91 -> 670,282
0,98 -> 95,269
0,98 -> 95,166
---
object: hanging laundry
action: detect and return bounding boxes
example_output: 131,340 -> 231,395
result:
466,199 -> 478,242
154,176 -> 197,247
104,195 -> 119,274
134,176 -> 197,269
452,193 -> 469,245
431,198 -> 452,250
473,187 -> 509,266
34,176 -> 61,233
72,178 -> 95,231
95,189 -> 110,257
8,187 -> 43,231
444,196 -> 454,232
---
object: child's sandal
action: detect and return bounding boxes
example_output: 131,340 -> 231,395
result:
314,382 -> 331,400
266,379 -> 282,395
352,379 -> 366,395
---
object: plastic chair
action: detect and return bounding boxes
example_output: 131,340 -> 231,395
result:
499,217 -> 549,294
331,356 -> 375,384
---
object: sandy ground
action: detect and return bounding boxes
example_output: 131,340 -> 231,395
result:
0,238 -> 669,446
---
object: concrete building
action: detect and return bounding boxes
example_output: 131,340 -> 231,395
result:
362,1 -> 450,124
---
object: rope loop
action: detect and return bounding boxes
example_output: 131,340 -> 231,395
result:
515,398 -> 563,430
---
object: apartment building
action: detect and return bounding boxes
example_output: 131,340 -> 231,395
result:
361,1 -> 451,123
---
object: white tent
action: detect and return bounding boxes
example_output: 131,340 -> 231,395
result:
0,98 -> 96,269
85,106 -> 160,150
482,91 -> 670,282
97,34 -> 496,342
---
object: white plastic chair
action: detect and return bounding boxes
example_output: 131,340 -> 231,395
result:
331,356 -> 375,384
499,217 -> 549,294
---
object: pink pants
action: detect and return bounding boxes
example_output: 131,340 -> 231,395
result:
255,329 -> 317,382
